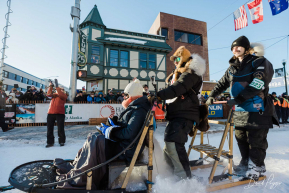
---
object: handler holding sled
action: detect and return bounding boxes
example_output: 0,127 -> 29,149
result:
206,36 -> 278,180
157,46 -> 206,179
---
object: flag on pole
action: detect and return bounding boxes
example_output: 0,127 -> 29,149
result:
268,0 -> 288,15
233,5 -> 248,31
247,0 -> 264,24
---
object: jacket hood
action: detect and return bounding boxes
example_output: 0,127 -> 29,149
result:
188,54 -> 206,76
98,92 -> 103,96
250,42 -> 264,57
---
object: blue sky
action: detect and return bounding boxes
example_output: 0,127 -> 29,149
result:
0,0 -> 288,89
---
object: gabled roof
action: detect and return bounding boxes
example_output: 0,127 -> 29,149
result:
80,5 -> 105,27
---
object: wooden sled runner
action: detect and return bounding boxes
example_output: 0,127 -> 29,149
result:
187,106 -> 266,192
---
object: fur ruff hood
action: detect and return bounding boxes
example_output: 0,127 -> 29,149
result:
250,42 -> 264,57
189,54 -> 207,77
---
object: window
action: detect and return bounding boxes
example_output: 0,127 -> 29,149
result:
31,80 -> 34,85
91,46 -> 100,64
158,28 -> 168,39
175,31 -> 187,42
3,71 -> 8,78
110,50 -> 118,67
14,74 -> 17,80
20,77 -> 23,83
26,79 -> 29,84
140,53 -> 147,69
8,72 -> 14,80
174,30 -> 202,45
3,84 -> 8,91
7,85 -> 13,91
16,75 -> 21,82
148,54 -> 156,69
120,51 -> 128,67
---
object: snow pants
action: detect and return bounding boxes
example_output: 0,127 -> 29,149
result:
163,118 -> 194,179
0,110 -> 8,132
281,107 -> 287,123
274,105 -> 281,122
47,114 -> 66,144
235,127 -> 269,167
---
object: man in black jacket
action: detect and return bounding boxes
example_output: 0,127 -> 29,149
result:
157,46 -> 206,179
206,36 -> 277,180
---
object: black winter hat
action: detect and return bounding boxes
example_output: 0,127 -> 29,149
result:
272,92 -> 276,95
282,92 -> 287,97
231,36 -> 250,51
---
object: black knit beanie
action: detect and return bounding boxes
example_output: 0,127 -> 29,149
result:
231,36 -> 250,51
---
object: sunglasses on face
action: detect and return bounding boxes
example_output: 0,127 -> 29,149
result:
174,57 -> 180,63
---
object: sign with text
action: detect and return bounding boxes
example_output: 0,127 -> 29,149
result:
77,30 -> 87,67
35,103 -> 125,123
4,104 -> 16,124
87,80 -> 103,92
208,104 -> 223,118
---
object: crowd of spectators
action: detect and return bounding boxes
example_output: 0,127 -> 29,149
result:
200,92 -> 231,105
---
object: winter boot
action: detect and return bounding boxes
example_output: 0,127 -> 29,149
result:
245,158 -> 266,180
233,158 -> 248,173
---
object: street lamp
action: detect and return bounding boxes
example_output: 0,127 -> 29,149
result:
283,59 -> 287,95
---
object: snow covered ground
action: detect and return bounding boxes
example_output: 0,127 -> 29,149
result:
1,122 -> 289,192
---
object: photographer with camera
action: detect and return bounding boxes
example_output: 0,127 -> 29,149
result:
46,79 -> 67,148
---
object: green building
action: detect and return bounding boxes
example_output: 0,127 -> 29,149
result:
78,5 -> 172,93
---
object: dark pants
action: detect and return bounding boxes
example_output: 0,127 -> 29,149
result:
235,127 -> 269,167
163,118 -> 193,178
275,106 -> 281,122
281,107 -> 287,123
47,114 -> 66,144
0,111 -> 8,132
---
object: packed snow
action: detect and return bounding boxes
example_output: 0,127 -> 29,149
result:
105,37 -> 147,45
1,122 -> 289,192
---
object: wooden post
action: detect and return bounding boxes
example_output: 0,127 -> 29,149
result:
86,171 -> 92,190
200,132 -> 204,158
148,127 -> 154,192
121,111 -> 154,189
228,118 -> 234,180
187,128 -> 198,157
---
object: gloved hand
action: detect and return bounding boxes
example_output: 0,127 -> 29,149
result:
206,97 -> 215,105
227,99 -> 238,108
147,95 -> 162,105
96,123 -> 110,135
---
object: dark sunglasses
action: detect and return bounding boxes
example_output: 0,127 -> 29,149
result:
174,57 -> 180,62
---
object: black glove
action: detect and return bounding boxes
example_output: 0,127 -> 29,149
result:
227,99 -> 238,108
55,79 -> 59,88
206,97 -> 215,105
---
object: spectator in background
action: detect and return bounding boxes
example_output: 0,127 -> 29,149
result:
15,90 -> 23,100
204,92 -> 209,100
74,91 -> 85,103
106,90 -> 116,103
116,92 -> 121,100
143,84 -> 150,96
46,83 -> 67,148
6,93 -> 19,104
271,92 -> 281,122
117,91 -> 125,103
87,92 -> 96,103
96,92 -> 106,103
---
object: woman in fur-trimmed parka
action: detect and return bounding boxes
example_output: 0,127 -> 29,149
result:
206,36 -> 277,180
157,46 -> 206,179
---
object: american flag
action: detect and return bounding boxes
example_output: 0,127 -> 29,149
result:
233,5 -> 248,31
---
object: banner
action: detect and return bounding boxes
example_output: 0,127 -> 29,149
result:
208,104 -> 223,118
35,103 -> 125,123
78,30 -> 87,67
16,104 -> 35,124
87,80 -> 104,92
4,104 -> 16,124
275,68 -> 284,78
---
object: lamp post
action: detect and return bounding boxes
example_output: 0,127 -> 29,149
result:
283,60 -> 287,95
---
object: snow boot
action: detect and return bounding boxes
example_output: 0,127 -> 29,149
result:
233,158 -> 248,173
245,158 -> 266,181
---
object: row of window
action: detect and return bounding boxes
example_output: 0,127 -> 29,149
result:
3,85 -> 27,92
157,28 -> 202,45
90,46 -> 157,69
3,71 -> 45,89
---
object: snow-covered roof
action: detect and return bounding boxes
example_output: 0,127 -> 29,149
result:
105,37 -> 147,45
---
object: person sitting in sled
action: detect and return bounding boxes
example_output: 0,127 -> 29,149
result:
54,79 -> 152,190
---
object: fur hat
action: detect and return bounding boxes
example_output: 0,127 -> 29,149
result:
231,36 -> 250,51
170,46 -> 192,65
124,79 -> 143,97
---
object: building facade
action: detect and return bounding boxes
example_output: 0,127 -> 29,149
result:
78,5 -> 172,93
148,12 -> 216,91
2,63 -> 68,92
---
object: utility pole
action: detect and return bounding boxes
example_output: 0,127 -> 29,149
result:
69,0 -> 80,101
283,60 -> 287,95
0,0 -> 12,81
